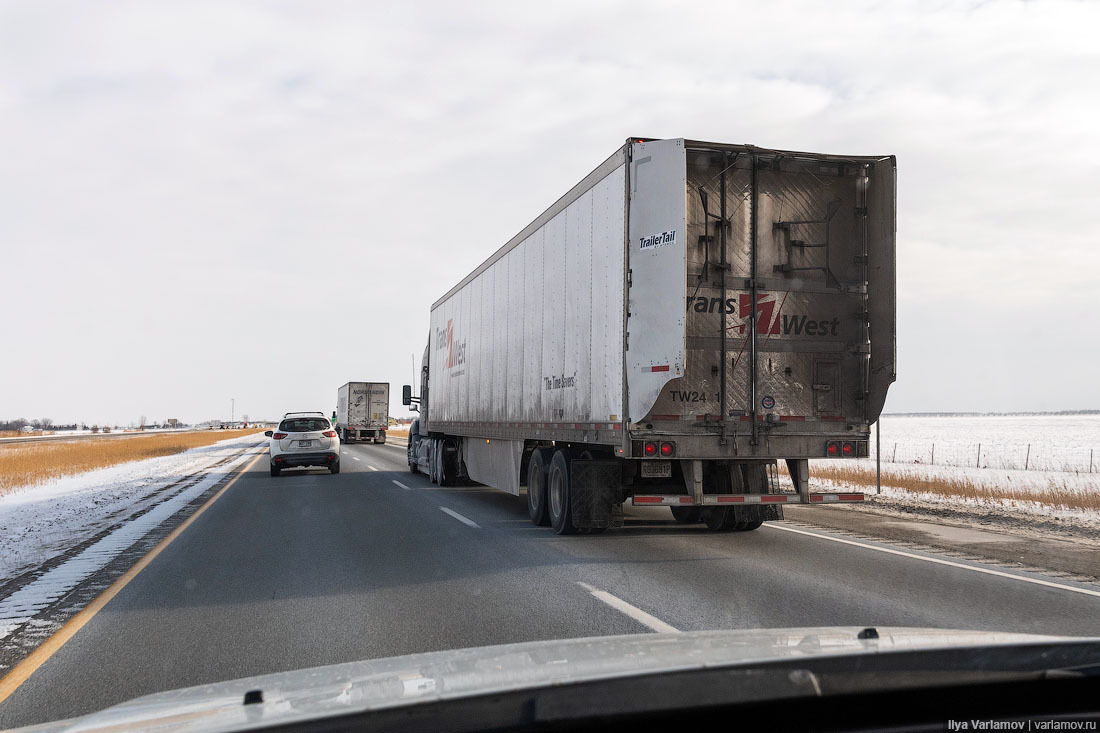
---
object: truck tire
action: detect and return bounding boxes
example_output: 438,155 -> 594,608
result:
704,467 -> 737,531
429,439 -> 456,486
438,439 -> 456,487
547,450 -> 579,535
376,434 -> 386,444
670,507 -> 702,523
526,449 -> 551,526
428,439 -> 439,484
734,463 -> 767,532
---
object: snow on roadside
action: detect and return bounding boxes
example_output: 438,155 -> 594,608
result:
0,433 -> 267,581
805,459 -> 1100,534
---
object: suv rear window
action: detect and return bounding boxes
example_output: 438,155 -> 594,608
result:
279,418 -> 331,432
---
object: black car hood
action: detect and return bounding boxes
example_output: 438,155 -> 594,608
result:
18,627 -> 1095,732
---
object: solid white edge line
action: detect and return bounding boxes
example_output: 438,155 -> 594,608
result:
392,480 -> 410,490
577,582 -> 680,634
439,506 -> 480,529
764,523 -> 1100,599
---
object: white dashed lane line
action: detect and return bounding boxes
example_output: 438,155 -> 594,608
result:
392,480 -> 410,490
439,507 -> 480,529
351,457 -> 360,461
368,466 -> 378,471
576,582 -> 679,634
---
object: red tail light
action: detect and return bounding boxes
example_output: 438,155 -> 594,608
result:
659,442 -> 675,457
273,432 -> 288,439
826,441 -> 839,456
842,442 -> 854,456
643,442 -> 657,456
323,431 -> 336,438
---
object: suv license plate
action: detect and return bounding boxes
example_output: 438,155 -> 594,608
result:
641,461 -> 671,478
298,440 -> 313,447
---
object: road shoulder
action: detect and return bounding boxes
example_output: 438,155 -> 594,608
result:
783,504 -> 1100,582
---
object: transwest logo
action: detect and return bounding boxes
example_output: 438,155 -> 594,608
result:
685,293 -> 840,337
639,230 -> 676,250
435,319 -> 467,369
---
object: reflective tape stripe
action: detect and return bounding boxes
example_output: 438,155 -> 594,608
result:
632,493 -> 866,506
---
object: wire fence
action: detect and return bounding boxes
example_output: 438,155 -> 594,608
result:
870,441 -> 1096,473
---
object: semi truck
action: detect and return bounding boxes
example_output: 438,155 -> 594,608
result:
335,382 -> 389,444
404,137 -> 895,534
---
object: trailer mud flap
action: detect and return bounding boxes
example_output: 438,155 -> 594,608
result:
570,460 -> 624,529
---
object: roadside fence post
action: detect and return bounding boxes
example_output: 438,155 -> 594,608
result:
1024,443 -> 1030,471
976,443 -> 981,468
876,419 -> 881,495
931,443 -> 935,466
1090,449 -> 1094,474
892,442 -> 897,462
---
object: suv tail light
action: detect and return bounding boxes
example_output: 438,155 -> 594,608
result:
273,432 -> 288,439
323,430 -> 337,438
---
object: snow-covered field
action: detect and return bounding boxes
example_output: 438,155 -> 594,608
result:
807,414 -> 1100,532
872,414 -> 1100,473
0,433 -> 266,581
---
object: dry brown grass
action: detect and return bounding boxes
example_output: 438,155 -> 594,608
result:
388,427 -> 409,439
0,430 -> 47,438
786,462 -> 1100,513
0,429 -> 264,495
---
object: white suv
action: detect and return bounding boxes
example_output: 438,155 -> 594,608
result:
266,414 -> 341,476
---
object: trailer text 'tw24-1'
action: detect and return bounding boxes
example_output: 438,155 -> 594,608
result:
404,137 -> 895,534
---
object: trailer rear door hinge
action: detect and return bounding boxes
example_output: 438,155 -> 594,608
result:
627,269 -> 632,287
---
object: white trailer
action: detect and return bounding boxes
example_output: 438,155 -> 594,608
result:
336,382 -> 389,444
405,138 -> 896,534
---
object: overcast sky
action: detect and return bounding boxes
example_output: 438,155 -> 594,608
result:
2,0 -> 1098,425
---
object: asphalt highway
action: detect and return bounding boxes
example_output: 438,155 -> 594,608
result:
3,440 -> 1099,728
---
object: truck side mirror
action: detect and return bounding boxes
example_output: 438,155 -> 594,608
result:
402,385 -> 412,406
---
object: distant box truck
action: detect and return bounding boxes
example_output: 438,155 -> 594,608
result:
403,138 -> 896,534
335,382 -> 390,444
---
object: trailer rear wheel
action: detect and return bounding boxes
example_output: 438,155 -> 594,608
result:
704,467 -> 738,531
734,464 -> 768,532
547,450 -> 579,535
671,507 -> 703,523
526,448 -> 551,526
